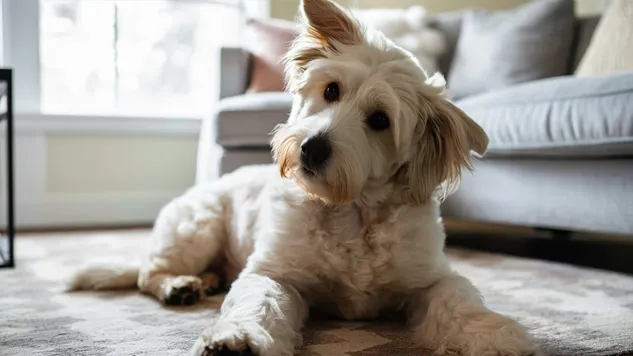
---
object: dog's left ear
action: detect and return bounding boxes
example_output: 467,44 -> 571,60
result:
300,0 -> 363,47
403,96 -> 488,203
284,0 -> 363,92
438,101 -> 488,157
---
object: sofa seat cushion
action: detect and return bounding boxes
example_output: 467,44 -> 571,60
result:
456,72 -> 633,158
214,92 -> 293,148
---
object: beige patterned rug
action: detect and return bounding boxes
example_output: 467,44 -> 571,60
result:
1,230 -> 633,356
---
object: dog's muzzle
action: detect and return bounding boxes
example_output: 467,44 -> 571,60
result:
300,134 -> 331,173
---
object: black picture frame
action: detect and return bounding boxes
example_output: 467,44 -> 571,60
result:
0,68 -> 14,268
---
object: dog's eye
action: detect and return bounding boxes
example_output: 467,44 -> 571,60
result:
323,82 -> 340,102
366,111 -> 390,131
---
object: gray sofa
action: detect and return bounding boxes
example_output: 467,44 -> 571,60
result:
197,12 -> 633,235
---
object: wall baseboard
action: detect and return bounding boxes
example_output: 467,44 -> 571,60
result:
3,191 -> 180,229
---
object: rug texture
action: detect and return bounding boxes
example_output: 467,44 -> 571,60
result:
1,230 -> 633,356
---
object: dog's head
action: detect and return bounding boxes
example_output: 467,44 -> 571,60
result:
271,0 -> 488,205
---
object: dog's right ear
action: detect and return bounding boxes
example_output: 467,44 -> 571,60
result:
400,95 -> 488,204
300,0 -> 363,47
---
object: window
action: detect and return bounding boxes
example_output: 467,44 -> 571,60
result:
3,0 -> 268,117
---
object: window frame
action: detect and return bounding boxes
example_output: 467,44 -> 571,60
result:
1,0 -> 270,115
2,0 -> 41,113
0,0 -> 271,228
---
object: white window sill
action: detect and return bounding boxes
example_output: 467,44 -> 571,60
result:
14,112 -> 203,136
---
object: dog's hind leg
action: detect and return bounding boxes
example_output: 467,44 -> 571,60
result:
138,188 -> 228,306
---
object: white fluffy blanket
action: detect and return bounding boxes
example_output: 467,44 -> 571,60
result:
353,6 -> 446,75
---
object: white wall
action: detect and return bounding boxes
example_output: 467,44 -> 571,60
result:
46,135 -> 196,194
271,0 -> 610,19
0,115 -> 201,229
575,0 -> 610,15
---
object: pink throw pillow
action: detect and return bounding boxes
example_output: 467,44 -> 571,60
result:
244,18 -> 298,93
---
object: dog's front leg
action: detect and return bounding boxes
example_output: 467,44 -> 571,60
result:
190,273 -> 308,356
408,273 -> 540,356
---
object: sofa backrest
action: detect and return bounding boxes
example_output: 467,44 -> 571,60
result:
427,11 -> 601,77
426,11 -> 463,77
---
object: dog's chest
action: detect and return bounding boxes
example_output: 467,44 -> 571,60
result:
307,205 -> 401,318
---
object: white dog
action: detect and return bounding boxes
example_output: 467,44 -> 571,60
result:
69,1 -> 540,355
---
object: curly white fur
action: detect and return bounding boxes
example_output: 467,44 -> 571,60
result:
68,1 -> 540,355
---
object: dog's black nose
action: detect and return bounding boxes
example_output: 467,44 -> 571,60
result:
301,135 -> 332,172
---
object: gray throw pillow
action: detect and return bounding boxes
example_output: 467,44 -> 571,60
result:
446,0 -> 575,99
426,10 -> 464,76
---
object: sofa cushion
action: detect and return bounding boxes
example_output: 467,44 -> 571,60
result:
427,10 -> 463,76
244,18 -> 297,93
456,72 -> 633,157
575,0 -> 633,77
214,92 -> 293,148
429,12 -> 603,80
570,16 -> 601,72
221,149 -> 274,175
447,0 -> 576,100
443,158 -> 633,235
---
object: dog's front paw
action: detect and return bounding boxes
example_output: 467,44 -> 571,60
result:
163,275 -> 203,306
425,312 -> 541,356
190,320 -> 276,356
197,341 -> 254,356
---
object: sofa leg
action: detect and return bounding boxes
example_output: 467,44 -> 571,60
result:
534,227 -> 572,241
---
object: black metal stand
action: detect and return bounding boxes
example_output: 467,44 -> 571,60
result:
0,68 -> 14,268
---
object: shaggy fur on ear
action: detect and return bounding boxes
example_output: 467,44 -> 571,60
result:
401,93 -> 489,203
284,0 -> 364,92
301,0 -> 363,47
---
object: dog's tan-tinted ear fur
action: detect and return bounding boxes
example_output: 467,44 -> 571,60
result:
446,102 -> 488,157
284,0 -> 363,92
403,99 -> 489,203
300,0 -> 363,47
